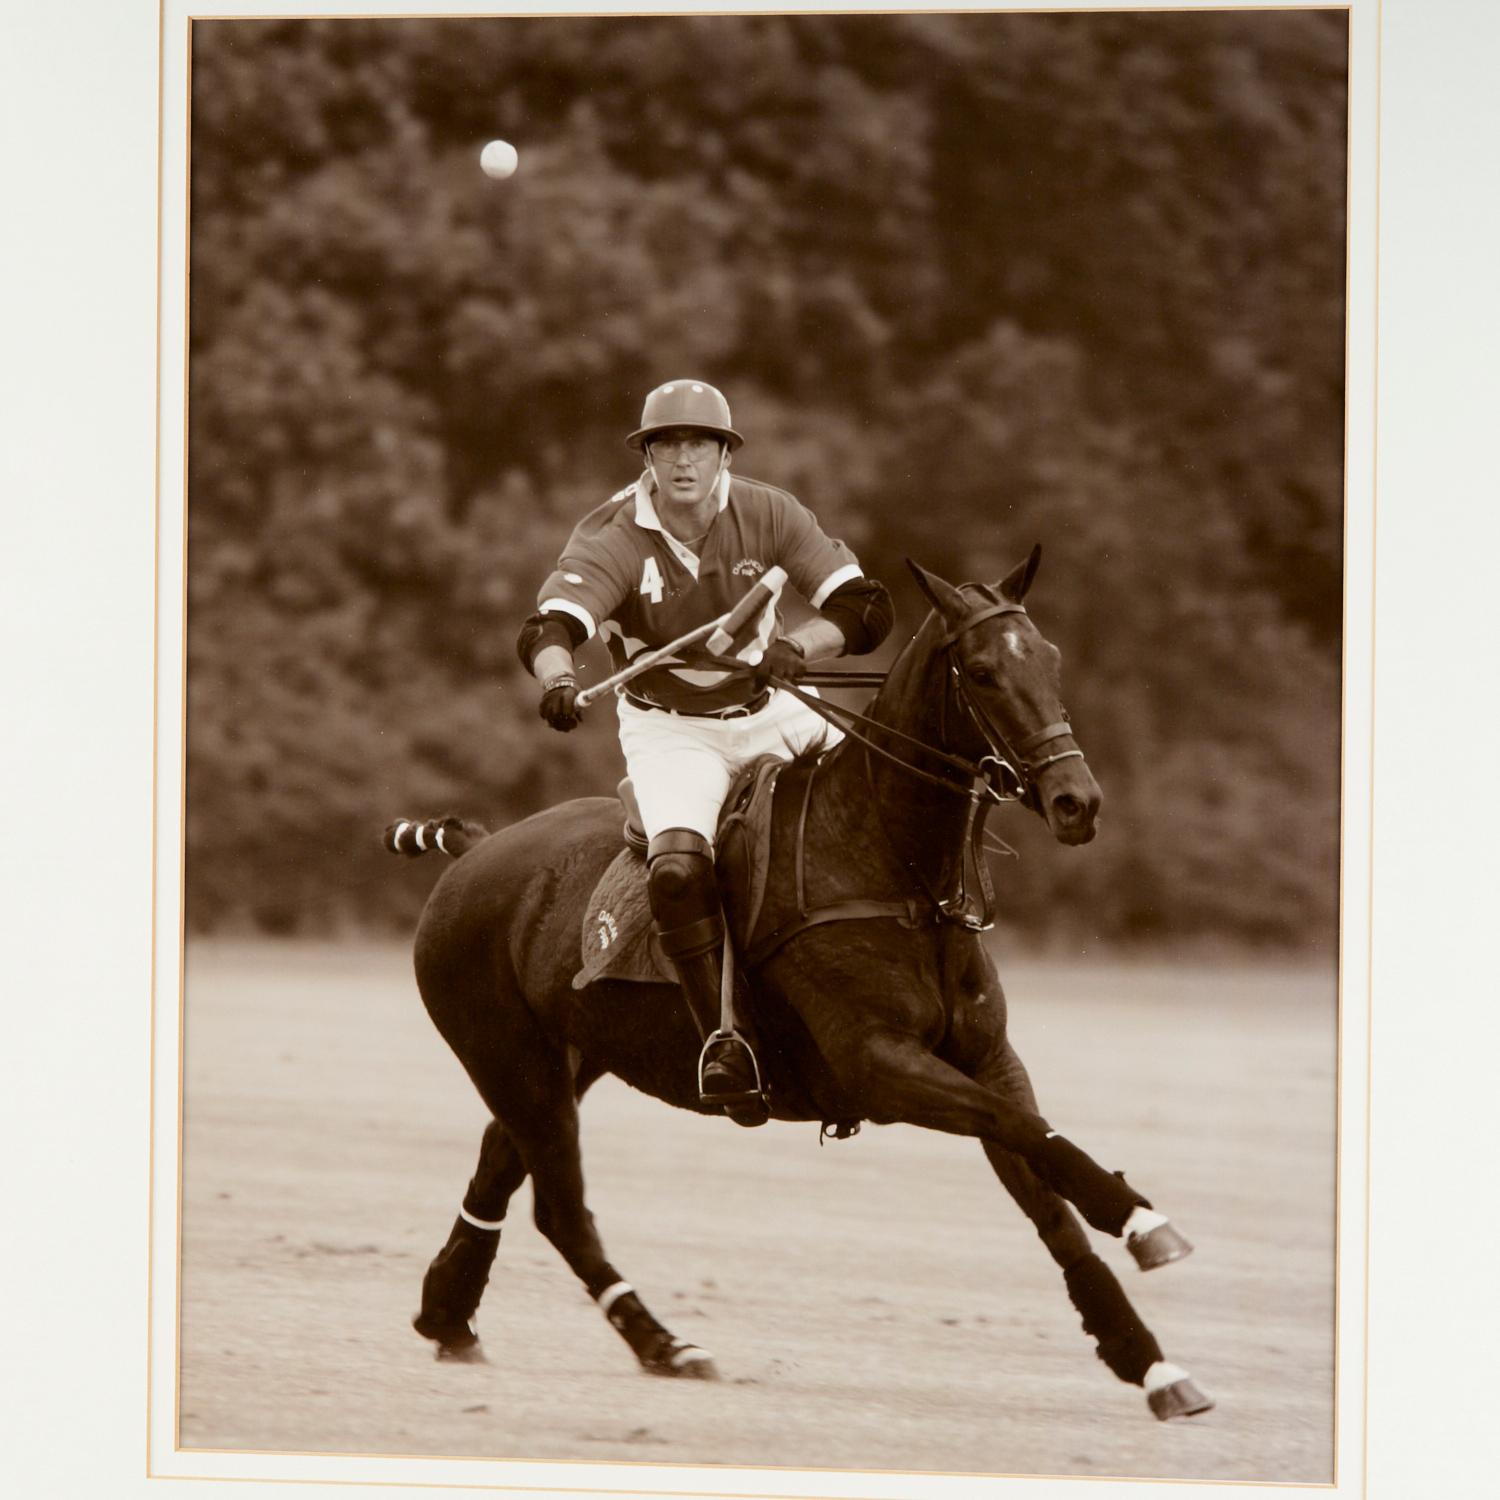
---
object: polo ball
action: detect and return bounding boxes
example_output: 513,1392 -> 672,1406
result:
479,139 -> 519,179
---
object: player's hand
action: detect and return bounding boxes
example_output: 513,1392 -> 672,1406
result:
539,674 -> 582,732
752,637 -> 807,691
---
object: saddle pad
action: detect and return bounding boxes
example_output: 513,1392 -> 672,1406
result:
573,756 -> 786,990
572,847 -> 674,989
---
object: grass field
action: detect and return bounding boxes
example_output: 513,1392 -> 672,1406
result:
176,940 -> 1337,1487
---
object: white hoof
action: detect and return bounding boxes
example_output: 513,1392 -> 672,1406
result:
1125,1207 -> 1193,1270
1145,1361 -> 1214,1420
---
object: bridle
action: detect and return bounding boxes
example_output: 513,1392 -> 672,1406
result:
935,596 -> 1085,812
754,592 -> 1089,934
770,594 -> 1085,812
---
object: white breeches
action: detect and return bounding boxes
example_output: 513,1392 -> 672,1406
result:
616,688 -> 844,844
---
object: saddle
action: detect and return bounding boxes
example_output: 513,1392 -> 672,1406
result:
571,755 -> 785,991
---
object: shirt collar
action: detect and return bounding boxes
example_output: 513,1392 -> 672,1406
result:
632,467 -> 730,532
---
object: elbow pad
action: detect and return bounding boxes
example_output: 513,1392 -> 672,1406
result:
819,576 -> 894,656
516,611 -> 587,673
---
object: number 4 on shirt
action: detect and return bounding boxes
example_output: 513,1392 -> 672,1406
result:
639,557 -> 664,603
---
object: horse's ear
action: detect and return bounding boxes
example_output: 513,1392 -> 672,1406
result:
905,558 -> 968,627
999,543 -> 1043,603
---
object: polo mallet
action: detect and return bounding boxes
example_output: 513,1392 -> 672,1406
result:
574,566 -> 787,709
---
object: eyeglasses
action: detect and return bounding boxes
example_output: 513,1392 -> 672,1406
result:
648,437 -> 720,462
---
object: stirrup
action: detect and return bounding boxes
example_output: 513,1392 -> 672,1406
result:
697,1030 -> 765,1106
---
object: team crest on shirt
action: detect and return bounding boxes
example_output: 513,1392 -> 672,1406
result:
732,558 -> 766,577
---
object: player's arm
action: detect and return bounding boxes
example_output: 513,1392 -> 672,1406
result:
768,489 -> 893,657
517,611 -> 588,731
807,573 -> 894,657
774,614 -> 847,666
755,492 -> 893,685
517,528 -> 632,731
754,575 -> 893,688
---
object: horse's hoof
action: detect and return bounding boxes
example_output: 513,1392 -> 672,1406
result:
414,1313 -> 486,1362
1145,1363 -> 1214,1420
645,1341 -> 718,1380
435,1338 -> 488,1364
1124,1208 -> 1193,1271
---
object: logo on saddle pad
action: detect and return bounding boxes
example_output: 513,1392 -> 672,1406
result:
732,558 -> 766,577
595,909 -> 619,950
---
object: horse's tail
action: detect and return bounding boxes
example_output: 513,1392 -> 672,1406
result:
382,815 -> 490,860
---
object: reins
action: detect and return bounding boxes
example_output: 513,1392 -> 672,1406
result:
767,676 -> 1011,807
741,595 -> 1089,948
764,598 -> 1085,812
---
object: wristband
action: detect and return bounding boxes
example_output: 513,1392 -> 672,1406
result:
541,673 -> 578,692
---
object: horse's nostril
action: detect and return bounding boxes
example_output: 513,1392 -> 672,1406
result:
1053,795 -> 1081,820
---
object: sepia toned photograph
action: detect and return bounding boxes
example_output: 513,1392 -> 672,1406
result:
173,5 -> 1348,1490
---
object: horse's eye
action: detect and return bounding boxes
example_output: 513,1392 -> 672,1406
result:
970,667 -> 998,687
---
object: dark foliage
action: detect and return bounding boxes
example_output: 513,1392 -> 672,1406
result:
185,11 -> 1346,949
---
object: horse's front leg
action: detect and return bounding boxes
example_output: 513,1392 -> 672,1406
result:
839,1026 -> 1150,1237
776,932 -> 1169,1240
972,1039 -> 1213,1420
937,939 -> 1195,1273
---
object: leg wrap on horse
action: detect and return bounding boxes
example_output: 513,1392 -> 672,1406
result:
592,1280 -> 716,1377
1064,1252 -> 1164,1385
413,1213 -> 502,1344
1036,1135 -> 1151,1236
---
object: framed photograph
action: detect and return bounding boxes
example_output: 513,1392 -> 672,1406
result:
151,1 -> 1365,1493
26,2 -> 1499,1498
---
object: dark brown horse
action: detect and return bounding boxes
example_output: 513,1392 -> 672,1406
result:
388,548 -> 1212,1421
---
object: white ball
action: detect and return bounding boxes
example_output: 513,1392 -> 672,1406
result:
479,139 -> 519,179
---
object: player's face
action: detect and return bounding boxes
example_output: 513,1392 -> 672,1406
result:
646,430 -> 724,508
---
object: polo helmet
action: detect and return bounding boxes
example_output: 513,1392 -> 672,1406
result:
626,379 -> 744,452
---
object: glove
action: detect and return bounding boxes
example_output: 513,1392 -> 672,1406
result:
539,673 -> 582,732
752,637 -> 807,691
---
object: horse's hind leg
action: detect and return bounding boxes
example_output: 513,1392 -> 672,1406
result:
442,1019 -> 717,1381
413,1115 -> 530,1361
979,1042 -> 1213,1421
413,1058 -> 607,1361
520,1071 -> 718,1380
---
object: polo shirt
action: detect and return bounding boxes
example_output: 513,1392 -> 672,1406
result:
538,471 -> 861,713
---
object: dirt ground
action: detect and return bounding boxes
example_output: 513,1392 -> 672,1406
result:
176,940 -> 1337,1489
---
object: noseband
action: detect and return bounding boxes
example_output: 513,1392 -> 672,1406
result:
938,599 -> 1085,810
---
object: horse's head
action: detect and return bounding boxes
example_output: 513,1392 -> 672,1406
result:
907,547 -> 1102,845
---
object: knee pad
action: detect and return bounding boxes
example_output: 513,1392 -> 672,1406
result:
646,829 -> 721,952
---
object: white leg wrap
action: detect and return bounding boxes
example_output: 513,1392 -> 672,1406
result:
595,1281 -> 634,1316
669,1344 -> 713,1368
392,820 -> 411,847
1124,1205 -> 1169,1239
458,1206 -> 504,1232
1144,1360 -> 1190,1394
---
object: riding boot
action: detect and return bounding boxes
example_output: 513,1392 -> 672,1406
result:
659,938 -> 768,1127
647,828 -> 769,1128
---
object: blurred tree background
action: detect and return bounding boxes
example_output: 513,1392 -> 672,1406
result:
185,10 -> 1346,952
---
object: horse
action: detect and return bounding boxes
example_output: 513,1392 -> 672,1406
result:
386,547 -> 1212,1422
